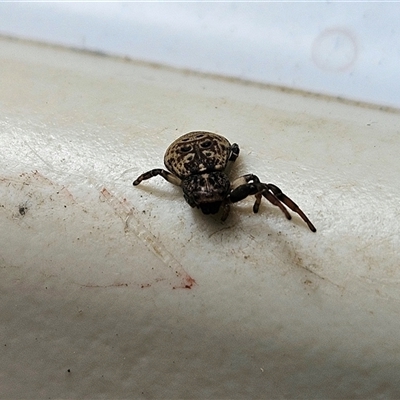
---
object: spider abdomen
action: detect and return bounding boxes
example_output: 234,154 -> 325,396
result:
164,131 -> 232,178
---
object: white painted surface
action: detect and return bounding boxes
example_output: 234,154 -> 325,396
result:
0,2 -> 399,108
1,37 -> 400,398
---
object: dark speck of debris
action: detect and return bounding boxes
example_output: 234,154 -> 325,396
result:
67,369 -> 71,373
19,205 -> 27,215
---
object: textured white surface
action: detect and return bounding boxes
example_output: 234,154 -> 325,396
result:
1,37 -> 400,398
0,2 -> 400,108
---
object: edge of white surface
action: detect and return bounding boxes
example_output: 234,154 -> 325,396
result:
2,33 -> 400,117
1,2 -> 400,108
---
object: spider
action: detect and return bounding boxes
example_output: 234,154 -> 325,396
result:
133,131 -> 316,232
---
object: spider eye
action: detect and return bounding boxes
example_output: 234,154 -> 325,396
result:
180,145 -> 192,153
200,140 -> 212,149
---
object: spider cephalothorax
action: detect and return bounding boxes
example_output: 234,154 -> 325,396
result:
181,171 -> 231,215
133,131 -> 316,232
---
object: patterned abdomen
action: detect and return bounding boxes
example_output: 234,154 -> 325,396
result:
164,131 -> 232,178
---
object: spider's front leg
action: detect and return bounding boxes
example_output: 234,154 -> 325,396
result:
229,174 -> 316,232
229,143 -> 240,163
133,169 -> 182,186
229,174 -> 291,219
266,183 -> 316,232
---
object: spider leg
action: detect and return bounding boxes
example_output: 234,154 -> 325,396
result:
231,174 -> 288,216
253,193 -> 262,213
229,179 -> 291,220
267,184 -> 317,232
133,169 -> 182,186
229,143 -> 240,162
261,189 -> 292,220
229,174 -> 316,232
220,201 -> 231,221
230,174 -> 260,190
